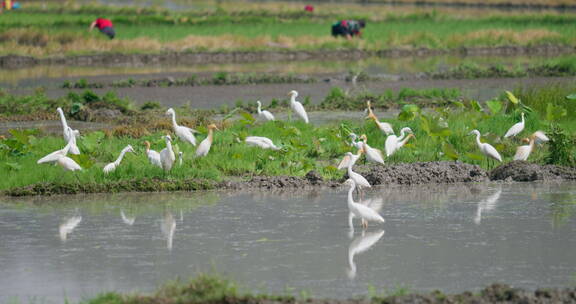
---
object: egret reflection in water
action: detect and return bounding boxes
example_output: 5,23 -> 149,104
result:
161,212 -> 176,250
59,215 -> 82,242
474,188 -> 502,225
347,230 -> 385,280
120,210 -> 136,226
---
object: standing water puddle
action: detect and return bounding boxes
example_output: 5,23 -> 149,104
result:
0,182 -> 575,303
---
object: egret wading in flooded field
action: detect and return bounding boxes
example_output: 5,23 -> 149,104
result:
195,124 -> 219,157
504,112 -> 525,138
360,134 -> 384,165
385,127 -> 414,157
166,108 -> 198,146
160,135 -> 176,172
469,129 -> 502,168
366,101 -> 394,135
245,136 -> 281,150
344,179 -> 384,229
256,100 -> 275,121
348,196 -> 383,238
144,141 -> 162,168
57,107 -> 81,155
103,145 -> 134,174
288,90 -> 309,124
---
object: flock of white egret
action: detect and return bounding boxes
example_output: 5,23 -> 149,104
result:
33,89 -> 551,229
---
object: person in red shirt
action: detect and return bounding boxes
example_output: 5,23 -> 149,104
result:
89,17 -> 115,39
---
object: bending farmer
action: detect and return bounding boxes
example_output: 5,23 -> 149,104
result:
89,17 -> 115,39
331,20 -> 365,40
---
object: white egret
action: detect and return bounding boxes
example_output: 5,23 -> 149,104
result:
195,124 -> 219,157
256,100 -> 275,121
120,210 -> 135,226
245,136 -> 281,150
532,130 -> 549,145
469,130 -> 502,167
348,196 -> 383,238
178,151 -> 184,166
344,179 -> 383,228
366,101 -> 394,135
37,137 -> 82,171
160,135 -> 176,172
56,108 -> 80,155
348,133 -> 364,150
144,141 -> 162,168
504,112 -> 525,138
103,145 -> 134,174
474,188 -> 502,225
288,90 -> 309,124
337,148 -> 362,170
513,136 -> 535,161
360,134 -> 384,165
385,127 -> 414,157
345,152 -> 371,191
59,215 -> 82,242
347,230 -> 385,279
166,108 -> 198,146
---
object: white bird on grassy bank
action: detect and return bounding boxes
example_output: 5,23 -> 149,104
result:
166,108 -> 198,146
360,134 -> 384,165
37,135 -> 82,171
514,135 -> 536,161
56,108 -> 81,155
366,101 -> 394,135
245,136 -> 281,150
504,112 -> 525,138
178,151 -> 183,166
385,127 -> 414,157
144,141 -> 162,168
195,124 -> 219,157
288,90 -> 309,124
470,129 -> 502,166
256,101 -> 275,121
344,179 -> 384,229
160,135 -> 176,172
103,145 -> 134,174
337,148 -> 362,170
532,130 -> 549,145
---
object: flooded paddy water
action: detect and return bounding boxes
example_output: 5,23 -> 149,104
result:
1,182 -> 575,303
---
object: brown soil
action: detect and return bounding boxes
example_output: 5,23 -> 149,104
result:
5,161 -> 576,196
1,45 -> 573,69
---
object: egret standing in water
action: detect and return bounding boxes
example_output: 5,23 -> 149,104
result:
195,124 -> 219,157
470,129 -> 502,168
160,135 -> 176,172
256,100 -> 275,121
344,179 -> 384,229
166,108 -> 198,146
366,101 -> 394,135
504,112 -> 525,138
288,90 -> 309,124
103,145 -> 135,174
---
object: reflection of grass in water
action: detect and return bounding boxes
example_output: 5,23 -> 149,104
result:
1,191 -> 221,217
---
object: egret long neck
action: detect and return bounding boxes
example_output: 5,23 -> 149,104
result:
58,109 -> 68,129
398,135 -> 411,147
167,139 -> 173,154
257,104 -> 262,114
170,112 -> 178,128
347,183 -> 356,207
475,133 -> 482,149
289,94 -> 297,105
115,148 -> 129,165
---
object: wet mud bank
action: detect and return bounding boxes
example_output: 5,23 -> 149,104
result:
1,45 -> 574,69
4,161 -> 576,197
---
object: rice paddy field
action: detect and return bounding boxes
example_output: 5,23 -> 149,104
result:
1,1 -> 576,303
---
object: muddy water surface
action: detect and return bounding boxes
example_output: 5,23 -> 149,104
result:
0,182 -> 575,303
